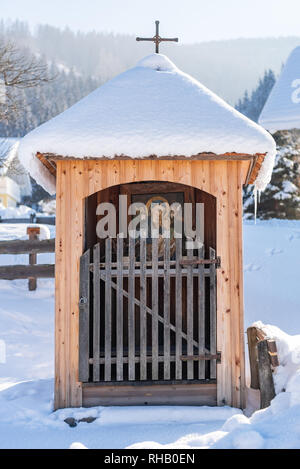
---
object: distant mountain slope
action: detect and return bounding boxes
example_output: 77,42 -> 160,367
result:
1,21 -> 299,104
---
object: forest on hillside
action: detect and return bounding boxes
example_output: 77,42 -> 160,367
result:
1,19 -> 300,220
0,19 -> 300,138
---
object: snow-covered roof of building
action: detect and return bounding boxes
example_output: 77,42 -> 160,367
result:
259,46 -> 300,133
19,54 -> 276,194
0,138 -> 32,197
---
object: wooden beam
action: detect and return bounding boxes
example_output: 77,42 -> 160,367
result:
0,238 -> 55,255
0,264 -> 54,280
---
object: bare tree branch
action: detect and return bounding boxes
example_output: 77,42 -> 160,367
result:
0,38 -> 54,121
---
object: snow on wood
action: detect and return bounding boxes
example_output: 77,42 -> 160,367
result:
259,46 -> 300,133
18,54 -> 276,194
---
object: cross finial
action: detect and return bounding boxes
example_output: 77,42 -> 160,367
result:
136,20 -> 178,54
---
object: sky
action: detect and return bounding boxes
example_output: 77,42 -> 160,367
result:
1,0 -> 300,43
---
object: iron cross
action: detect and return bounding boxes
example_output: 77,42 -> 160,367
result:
136,21 -> 178,54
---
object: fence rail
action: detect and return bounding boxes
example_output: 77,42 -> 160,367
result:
0,228 -> 55,289
0,215 -> 55,225
0,264 -> 55,280
0,238 -> 55,255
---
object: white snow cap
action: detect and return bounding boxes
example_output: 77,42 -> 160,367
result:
19,54 -> 276,194
259,46 -> 300,133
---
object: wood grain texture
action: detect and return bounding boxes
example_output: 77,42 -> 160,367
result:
93,243 -> 101,382
257,340 -> 275,409
55,159 -> 245,409
78,249 -> 90,382
82,382 -> 217,407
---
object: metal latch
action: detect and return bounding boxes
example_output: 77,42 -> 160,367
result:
180,257 -> 221,268
180,352 -> 221,363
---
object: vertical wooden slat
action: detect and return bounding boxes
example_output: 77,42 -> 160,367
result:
186,245 -> 194,380
209,247 -> 217,379
164,237 -> 170,380
116,236 -> 123,381
140,236 -> 147,380
175,238 -> 182,380
212,161 -> 232,406
93,244 -> 100,382
152,237 -> 159,380
104,238 -> 112,381
128,235 -> 135,380
79,249 -> 90,382
198,245 -> 205,380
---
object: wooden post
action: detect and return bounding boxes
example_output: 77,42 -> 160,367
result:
257,339 -> 276,409
247,326 -> 267,389
27,227 -> 40,291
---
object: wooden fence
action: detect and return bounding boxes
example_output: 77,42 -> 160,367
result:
79,235 -> 220,384
0,227 -> 55,290
0,215 -> 55,225
247,326 -> 279,409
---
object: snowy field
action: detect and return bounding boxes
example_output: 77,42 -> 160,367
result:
0,219 -> 300,448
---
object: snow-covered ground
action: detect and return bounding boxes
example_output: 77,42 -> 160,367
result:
0,219 -> 300,448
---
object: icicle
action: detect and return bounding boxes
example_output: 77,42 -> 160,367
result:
254,187 -> 257,224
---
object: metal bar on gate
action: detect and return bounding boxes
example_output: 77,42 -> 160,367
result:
180,258 -> 221,267
180,353 -> 221,362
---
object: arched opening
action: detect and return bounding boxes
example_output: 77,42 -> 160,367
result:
80,181 -> 217,401
84,180 -> 216,255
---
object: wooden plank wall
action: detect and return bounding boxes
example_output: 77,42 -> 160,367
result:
54,159 -> 246,409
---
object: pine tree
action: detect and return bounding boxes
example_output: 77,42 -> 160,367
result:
236,69 -> 276,122
244,132 -> 300,220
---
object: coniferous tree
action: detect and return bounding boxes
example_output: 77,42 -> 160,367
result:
236,69 -> 276,122
243,132 -> 300,220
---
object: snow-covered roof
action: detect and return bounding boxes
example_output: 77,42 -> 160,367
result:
0,138 -> 32,197
19,54 -> 276,194
259,46 -> 300,133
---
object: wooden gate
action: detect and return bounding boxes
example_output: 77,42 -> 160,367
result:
79,235 -> 219,385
